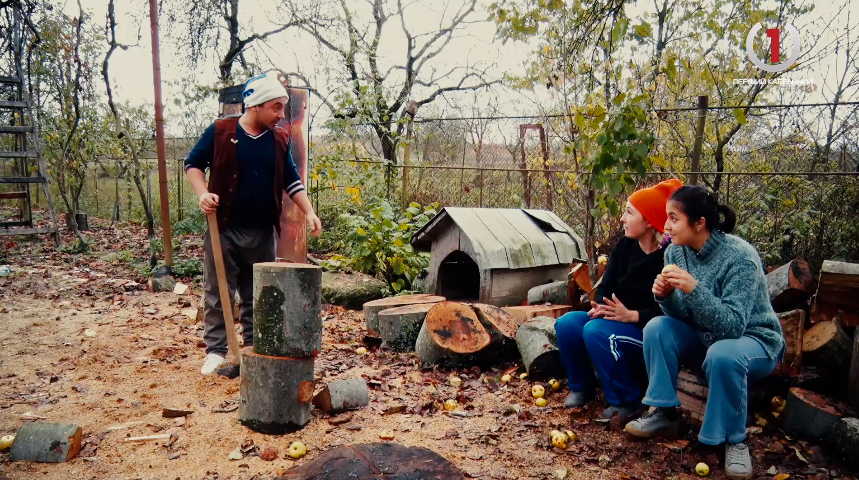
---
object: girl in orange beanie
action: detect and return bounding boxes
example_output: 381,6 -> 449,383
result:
555,178 -> 682,420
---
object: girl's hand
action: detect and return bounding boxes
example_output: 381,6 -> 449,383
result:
653,274 -> 675,297
601,294 -> 639,323
587,300 -> 602,318
662,268 -> 698,294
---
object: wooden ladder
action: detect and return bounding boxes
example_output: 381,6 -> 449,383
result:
0,72 -> 60,244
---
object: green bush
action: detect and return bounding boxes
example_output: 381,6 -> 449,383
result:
172,257 -> 204,277
174,208 -> 207,235
102,249 -> 133,263
323,199 -> 437,292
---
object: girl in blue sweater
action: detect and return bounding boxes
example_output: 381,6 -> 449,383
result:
624,186 -> 784,480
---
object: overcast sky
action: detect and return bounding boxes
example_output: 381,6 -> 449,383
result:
70,0 -> 858,136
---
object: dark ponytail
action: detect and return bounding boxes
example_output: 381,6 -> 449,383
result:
669,185 -> 736,234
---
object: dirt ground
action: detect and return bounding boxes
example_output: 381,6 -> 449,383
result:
0,216 -> 857,480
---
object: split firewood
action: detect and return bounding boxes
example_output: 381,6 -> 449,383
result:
363,294 -> 445,337
515,316 -> 565,378
810,297 -> 859,328
415,302 -> 491,367
816,260 -> 859,312
783,387 -> 852,440
773,310 -> 805,376
9,422 -> 82,463
802,320 -> 853,372
676,370 -> 708,423
766,260 -> 814,312
377,303 -> 434,352
313,378 -> 370,414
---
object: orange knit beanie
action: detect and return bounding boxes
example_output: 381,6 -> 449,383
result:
628,179 -> 683,233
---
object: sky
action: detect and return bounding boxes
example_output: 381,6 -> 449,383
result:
67,0 -> 859,137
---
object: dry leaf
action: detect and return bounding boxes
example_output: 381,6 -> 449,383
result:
774,474 -> 790,480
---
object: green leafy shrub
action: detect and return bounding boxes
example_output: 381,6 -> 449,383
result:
174,208 -> 207,235
101,249 -> 133,263
323,199 -> 438,292
171,257 -> 204,277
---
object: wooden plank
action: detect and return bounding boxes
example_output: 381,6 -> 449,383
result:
678,369 -> 707,386
676,390 -> 706,422
0,226 -> 56,236
0,176 -> 44,183
123,434 -> 171,443
817,260 -> 859,310
0,151 -> 37,159
472,209 -> 534,269
0,191 -> 27,200
499,209 -> 559,266
0,125 -> 32,134
677,376 -> 708,398
0,100 -> 27,108
445,208 -> 509,269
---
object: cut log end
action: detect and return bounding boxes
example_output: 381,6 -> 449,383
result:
425,302 -> 491,354
363,294 -> 445,336
802,320 -> 852,372
783,387 -> 851,440
298,381 -> 315,403
471,303 -> 518,339
378,303 -> 434,352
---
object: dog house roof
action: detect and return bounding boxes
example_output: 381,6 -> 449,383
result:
411,207 -> 586,270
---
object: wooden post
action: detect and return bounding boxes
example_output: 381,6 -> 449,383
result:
689,95 -> 708,185
252,262 -> 322,357
539,125 -> 551,210
206,214 -> 242,364
149,0 -> 173,267
239,348 -> 314,434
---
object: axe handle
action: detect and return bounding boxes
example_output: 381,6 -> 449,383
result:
206,213 -> 242,363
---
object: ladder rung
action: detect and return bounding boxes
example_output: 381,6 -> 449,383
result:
0,177 -> 45,184
0,191 -> 27,200
0,101 -> 27,109
0,125 -> 32,134
0,75 -> 22,84
0,226 -> 56,237
0,151 -> 38,158
0,220 -> 31,228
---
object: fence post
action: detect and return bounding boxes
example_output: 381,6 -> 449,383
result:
176,159 -> 183,222
402,102 -> 416,211
519,125 -> 531,208
689,95 -> 708,185
539,125 -> 551,210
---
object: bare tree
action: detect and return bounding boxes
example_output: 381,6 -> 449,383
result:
289,0 -> 500,163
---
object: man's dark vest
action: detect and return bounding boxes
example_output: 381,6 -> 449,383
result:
207,116 -> 290,234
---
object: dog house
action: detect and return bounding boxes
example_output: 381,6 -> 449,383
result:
410,208 -> 586,306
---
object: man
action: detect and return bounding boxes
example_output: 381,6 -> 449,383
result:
184,71 -> 322,375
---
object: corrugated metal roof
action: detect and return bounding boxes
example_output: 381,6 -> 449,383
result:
411,207 -> 586,270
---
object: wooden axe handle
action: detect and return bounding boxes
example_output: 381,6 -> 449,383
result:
206,213 -> 242,363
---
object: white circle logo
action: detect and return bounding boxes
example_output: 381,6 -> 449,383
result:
745,23 -> 800,73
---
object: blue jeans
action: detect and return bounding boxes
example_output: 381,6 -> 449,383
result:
555,311 -> 644,405
641,316 -> 778,445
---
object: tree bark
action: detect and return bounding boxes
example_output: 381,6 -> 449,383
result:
363,294 -> 444,337
774,310 -> 805,376
803,320 -> 853,372
527,280 -> 569,306
252,262 -> 322,357
239,348 -> 314,434
313,378 -> 369,414
829,418 -> 859,461
377,303 -> 433,352
515,316 -> 565,379
783,387 -> 849,440
766,260 -> 814,312
9,422 -> 82,463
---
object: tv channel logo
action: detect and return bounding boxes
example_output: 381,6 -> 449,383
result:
746,23 -> 800,73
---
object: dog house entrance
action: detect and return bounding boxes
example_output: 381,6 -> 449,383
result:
437,251 -> 480,301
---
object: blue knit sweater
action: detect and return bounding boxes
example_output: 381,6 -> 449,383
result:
657,230 -> 785,361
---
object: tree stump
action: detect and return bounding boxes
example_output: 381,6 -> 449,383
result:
527,280 -> 569,305
9,422 -> 82,463
363,294 -> 445,336
802,320 -> 852,372
472,303 -> 519,357
515,316 -> 566,378
829,418 -> 859,461
774,310 -> 805,376
313,378 -> 369,414
783,387 -> 851,440
275,443 -> 465,480
415,302 -> 491,366
817,260 -> 859,312
377,303 -> 434,352
766,260 -> 814,312
239,347 -> 315,434
253,262 -> 322,357
850,329 -> 859,411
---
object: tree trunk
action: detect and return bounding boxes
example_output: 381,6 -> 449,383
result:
515,316 -> 565,379
363,294 -> 445,337
527,280 -> 569,305
829,418 -> 859,461
252,262 -> 323,357
766,260 -> 814,312
239,347 -> 314,434
774,310 -> 805,376
803,320 -> 853,372
817,260 -> 859,311
275,443 -> 466,480
783,387 -> 849,440
313,378 -> 369,414
377,303 -> 433,352
9,422 -> 82,463
415,302 -> 491,367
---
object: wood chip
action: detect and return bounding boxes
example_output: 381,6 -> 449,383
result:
162,408 -> 194,418
123,434 -> 171,443
103,421 -> 145,432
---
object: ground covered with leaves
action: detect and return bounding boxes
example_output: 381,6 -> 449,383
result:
0,213 -> 857,480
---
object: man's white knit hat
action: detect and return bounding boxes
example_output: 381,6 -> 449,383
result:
242,71 -> 289,108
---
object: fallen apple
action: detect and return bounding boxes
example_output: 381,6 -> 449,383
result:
531,385 -> 545,398
288,441 -> 307,459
